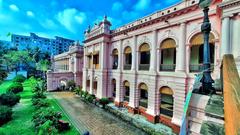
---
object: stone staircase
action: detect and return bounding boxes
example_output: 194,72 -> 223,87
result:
188,94 -> 224,135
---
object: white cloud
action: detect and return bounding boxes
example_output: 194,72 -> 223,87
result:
9,4 -> 19,12
134,0 -> 151,11
40,19 -> 58,30
112,2 -> 123,12
26,11 -> 34,17
56,8 -> 86,33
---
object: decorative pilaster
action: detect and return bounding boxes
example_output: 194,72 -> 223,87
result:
118,40 -> 123,71
221,16 -> 231,57
131,36 -> 137,71
129,80 -> 138,108
100,42 -> 107,69
150,30 -> 157,72
176,22 -> 186,72
232,14 -> 240,58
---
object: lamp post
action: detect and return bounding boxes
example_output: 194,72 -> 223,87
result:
198,0 -> 215,94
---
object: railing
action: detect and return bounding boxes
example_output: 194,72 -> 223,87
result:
221,54 -> 240,135
189,64 -> 214,72
124,64 -> 131,70
139,99 -> 148,108
159,64 -> 176,71
139,64 -> 149,71
124,96 -> 129,102
112,65 -> 118,70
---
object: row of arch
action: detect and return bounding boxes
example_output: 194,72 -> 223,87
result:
111,32 -> 215,71
111,79 -> 174,118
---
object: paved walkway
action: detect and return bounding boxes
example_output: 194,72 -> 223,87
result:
50,92 -> 147,135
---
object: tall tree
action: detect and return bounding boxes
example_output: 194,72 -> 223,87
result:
36,59 -> 51,79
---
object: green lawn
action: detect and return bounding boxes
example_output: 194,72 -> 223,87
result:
0,79 -> 79,135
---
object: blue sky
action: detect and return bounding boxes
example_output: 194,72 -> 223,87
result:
0,0 -> 180,42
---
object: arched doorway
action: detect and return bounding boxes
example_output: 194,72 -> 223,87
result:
124,46 -> 132,70
86,79 -> 90,92
138,83 -> 148,108
160,86 -> 174,118
123,81 -> 130,102
112,49 -> 118,69
112,79 -> 116,98
93,78 -> 98,95
160,38 -> 176,71
59,79 -> 67,91
139,43 -> 150,70
189,33 -> 215,72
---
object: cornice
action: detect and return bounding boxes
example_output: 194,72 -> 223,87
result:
111,5 -> 199,37
83,33 -> 111,43
218,0 -> 240,9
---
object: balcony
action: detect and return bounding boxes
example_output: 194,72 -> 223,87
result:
159,64 -> 176,72
139,99 -> 148,108
112,65 -> 118,70
124,64 -> 131,70
124,96 -> 129,102
139,64 -> 149,71
189,64 -> 214,72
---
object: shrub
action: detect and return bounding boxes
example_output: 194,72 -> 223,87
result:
86,94 -> 96,103
81,91 -> 88,98
13,75 -> 26,83
37,120 -> 58,135
0,92 -> 21,107
66,80 -> 75,91
7,82 -> 23,94
56,120 -> 70,132
32,98 -> 49,108
32,108 -> 62,129
0,105 -> 13,126
99,98 -> 109,108
74,86 -> 82,95
32,92 -> 46,99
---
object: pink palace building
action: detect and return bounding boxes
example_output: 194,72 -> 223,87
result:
47,0 -> 240,133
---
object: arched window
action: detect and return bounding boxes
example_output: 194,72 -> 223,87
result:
190,33 -> 215,72
123,81 -> 130,102
160,86 -> 173,118
160,39 -> 176,71
139,83 -> 148,108
112,79 -> 116,97
139,43 -> 150,70
93,80 -> 97,95
124,46 -> 132,70
112,49 -> 118,69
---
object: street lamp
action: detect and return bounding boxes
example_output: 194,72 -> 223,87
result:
198,0 -> 215,94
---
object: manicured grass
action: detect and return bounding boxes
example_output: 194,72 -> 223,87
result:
0,81 -> 13,94
0,79 -> 80,135
0,80 -> 35,135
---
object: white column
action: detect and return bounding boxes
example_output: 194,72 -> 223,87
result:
156,49 -> 161,72
115,79 -> 123,102
118,40 -> 123,71
221,16 -> 231,57
129,81 -> 138,108
83,47 -> 87,68
100,42 -> 106,69
146,77 -> 158,116
150,30 -> 157,72
176,22 -> 186,72
232,15 -> 240,58
131,36 -> 137,71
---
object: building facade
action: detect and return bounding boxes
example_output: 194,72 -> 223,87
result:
47,0 -> 240,133
47,42 -> 83,91
11,33 -> 75,55
82,0 -> 240,133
